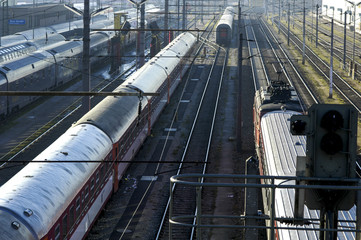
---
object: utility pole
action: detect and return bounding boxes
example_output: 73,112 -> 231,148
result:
177,0 -> 180,36
343,11 -> 349,70
139,4 -> 145,68
302,0 -> 305,65
293,0 -> 295,28
278,0 -> 281,34
311,0 -> 313,43
329,18 -> 334,99
182,0 -> 186,30
164,0 -> 169,47
347,1 -> 361,79
82,0 -> 91,113
287,3 -> 290,46
238,3 -> 242,80
316,4 -> 319,47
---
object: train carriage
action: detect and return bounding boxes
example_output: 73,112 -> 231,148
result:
216,6 -> 234,46
0,74 -> 7,119
48,40 -> 82,86
1,51 -> 56,114
0,32 -> 197,240
254,82 -> 357,239
0,25 -> 114,118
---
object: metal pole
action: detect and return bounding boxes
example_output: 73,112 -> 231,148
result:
266,0 -> 268,19
82,0 -> 91,113
293,0 -> 295,28
302,0 -> 305,64
139,4 -> 145,67
136,4 -> 139,68
196,179 -> 202,240
169,182 -> 173,240
182,0 -> 186,30
33,0 -> 35,39
287,3 -> 290,46
238,3 -> 241,80
278,0 -> 281,34
311,0 -> 313,43
343,11 -> 348,70
329,18 -> 334,99
164,0 -> 169,47
316,4 -> 319,47
177,0 -> 180,36
272,0 -> 274,25
201,0 -> 203,23
270,179 -> 276,240
357,179 -> 361,240
351,4 -> 359,79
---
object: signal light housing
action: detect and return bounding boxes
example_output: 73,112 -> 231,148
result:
290,104 -> 358,211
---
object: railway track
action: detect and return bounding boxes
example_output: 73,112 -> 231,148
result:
297,14 -> 361,73
155,45 -> 228,239
272,17 -> 361,113
85,16 -> 224,240
245,15 -> 317,110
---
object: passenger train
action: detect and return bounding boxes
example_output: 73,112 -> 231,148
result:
215,6 -> 234,46
0,32 -> 197,240
253,81 -> 357,239
0,6 -> 163,120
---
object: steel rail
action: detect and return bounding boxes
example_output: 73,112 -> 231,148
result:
260,18 -> 319,106
245,18 -> 264,92
275,18 -> 361,113
111,17 -> 218,240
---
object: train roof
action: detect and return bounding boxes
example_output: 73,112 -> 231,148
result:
223,6 -> 235,16
76,32 -> 196,143
254,81 -> 303,114
261,110 -> 306,178
75,86 -> 147,143
45,40 -> 82,55
217,15 -> 234,29
16,27 -> 57,41
0,124 -> 112,238
0,51 -> 55,81
0,42 -> 37,63
0,34 -> 28,47
261,110 -> 356,239
30,33 -> 66,48
261,110 -> 318,239
124,32 -> 196,94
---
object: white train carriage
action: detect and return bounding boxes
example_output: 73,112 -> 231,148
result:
216,6 -> 234,46
0,32 -> 197,240
258,110 -> 357,239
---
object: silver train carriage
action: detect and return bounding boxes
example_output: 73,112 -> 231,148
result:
216,6 -> 234,46
253,84 -> 357,239
0,30 -> 112,119
0,7 -> 165,120
0,32 -> 196,240
0,15 -> 111,63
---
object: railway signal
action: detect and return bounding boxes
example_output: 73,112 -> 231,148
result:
290,104 -> 358,211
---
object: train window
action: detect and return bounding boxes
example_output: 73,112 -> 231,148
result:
54,224 -> 60,240
90,178 -> 95,196
96,171 -> 99,186
31,64 -> 35,69
81,191 -> 85,210
75,197 -> 80,218
62,214 -> 67,239
100,165 -> 105,180
69,205 -> 75,228
84,185 -> 89,204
